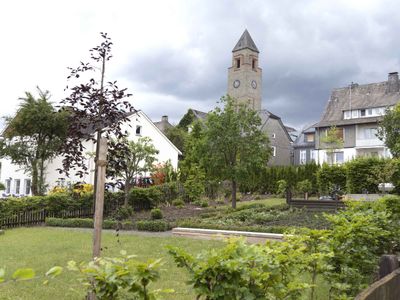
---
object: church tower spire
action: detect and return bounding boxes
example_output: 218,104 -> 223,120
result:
227,29 -> 262,111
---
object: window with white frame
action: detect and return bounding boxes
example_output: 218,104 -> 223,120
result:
14,179 -> 20,194
5,179 -> 11,194
271,146 -> 276,157
24,179 -> 31,195
359,127 -> 378,139
310,150 -> 317,162
326,151 -> 344,164
299,150 -> 306,165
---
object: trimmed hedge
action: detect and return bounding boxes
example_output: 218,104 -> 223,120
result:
45,218 -> 170,232
45,218 -> 135,230
136,220 -> 171,232
317,163 -> 347,194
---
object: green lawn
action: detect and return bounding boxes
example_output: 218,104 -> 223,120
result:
0,227 -> 222,300
1,222 -> 329,300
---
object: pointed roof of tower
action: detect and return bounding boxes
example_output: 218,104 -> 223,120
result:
232,29 -> 259,53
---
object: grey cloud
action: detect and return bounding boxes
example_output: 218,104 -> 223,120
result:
120,0 -> 400,129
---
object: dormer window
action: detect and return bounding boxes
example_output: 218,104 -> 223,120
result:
235,58 -> 240,68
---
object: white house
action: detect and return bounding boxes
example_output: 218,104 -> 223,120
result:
0,110 -> 181,196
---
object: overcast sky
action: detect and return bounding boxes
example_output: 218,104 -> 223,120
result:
1,0 -> 400,129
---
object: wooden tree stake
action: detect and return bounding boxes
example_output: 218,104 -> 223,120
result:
92,138 -> 108,259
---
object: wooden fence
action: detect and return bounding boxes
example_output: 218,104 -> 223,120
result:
0,207 -> 94,229
286,191 -> 345,210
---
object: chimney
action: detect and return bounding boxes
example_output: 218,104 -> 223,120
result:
161,115 -> 168,122
387,72 -> 399,93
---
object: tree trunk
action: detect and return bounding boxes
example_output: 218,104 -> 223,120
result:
231,180 -> 237,209
124,180 -> 131,207
305,192 -> 308,200
38,159 -> 45,195
31,161 -> 39,196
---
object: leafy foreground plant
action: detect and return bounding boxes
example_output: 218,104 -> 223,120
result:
67,251 -> 173,300
168,238 -> 310,300
0,266 -> 63,286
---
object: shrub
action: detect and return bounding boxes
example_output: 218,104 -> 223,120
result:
111,206 -> 134,221
317,163 -> 346,194
184,165 -> 205,202
200,200 -> 209,207
172,198 -> 185,208
168,238 -> 309,299
296,179 -> 312,199
346,157 -> 387,193
68,252 -> 172,299
45,218 -> 94,228
45,218 -> 135,230
136,220 -> 170,232
276,179 -> 287,197
150,208 -> 163,220
129,186 -> 162,210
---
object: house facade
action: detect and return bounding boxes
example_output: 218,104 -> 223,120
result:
314,72 -> 399,164
293,126 -> 317,165
0,110 -> 181,196
227,30 -> 293,165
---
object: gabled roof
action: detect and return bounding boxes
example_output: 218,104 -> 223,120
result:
191,109 -> 208,121
135,111 -> 182,155
232,29 -> 259,53
258,110 -> 292,142
316,75 -> 400,128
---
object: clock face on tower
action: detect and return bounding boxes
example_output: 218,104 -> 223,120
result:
251,80 -> 257,89
233,80 -> 240,88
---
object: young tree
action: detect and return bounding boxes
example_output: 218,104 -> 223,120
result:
378,103 -> 400,158
321,126 -> 344,165
110,137 -> 158,206
200,96 -> 270,208
60,32 -> 134,188
0,88 -> 68,195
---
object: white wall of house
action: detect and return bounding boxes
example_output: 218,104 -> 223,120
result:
0,110 -> 181,195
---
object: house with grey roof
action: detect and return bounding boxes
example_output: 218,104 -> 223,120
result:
314,72 -> 399,164
293,125 -> 317,165
154,115 -> 173,134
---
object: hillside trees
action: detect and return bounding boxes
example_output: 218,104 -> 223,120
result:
0,88 -> 68,195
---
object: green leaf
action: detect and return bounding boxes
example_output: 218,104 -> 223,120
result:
45,266 -> 63,278
0,268 -> 5,283
12,268 -> 35,281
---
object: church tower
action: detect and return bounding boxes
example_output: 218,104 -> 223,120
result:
227,29 -> 262,111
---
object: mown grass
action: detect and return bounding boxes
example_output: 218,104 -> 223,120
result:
0,227 -> 222,300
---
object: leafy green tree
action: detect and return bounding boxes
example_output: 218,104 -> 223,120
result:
0,88 -> 68,195
164,126 -> 187,153
378,103 -> 400,158
321,126 -> 344,165
200,96 -> 270,208
177,109 -> 196,131
110,137 -> 158,206
183,164 -> 205,202
297,179 -> 312,200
